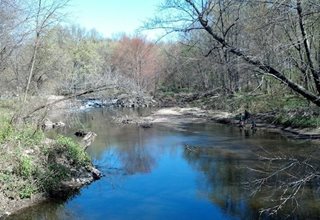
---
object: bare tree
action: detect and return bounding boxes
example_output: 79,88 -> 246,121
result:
23,0 -> 69,102
152,0 -> 320,106
0,0 -> 29,85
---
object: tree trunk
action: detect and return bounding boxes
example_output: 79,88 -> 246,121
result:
185,0 -> 320,107
24,36 -> 39,102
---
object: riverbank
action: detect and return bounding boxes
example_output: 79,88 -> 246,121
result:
0,131 -> 101,219
47,94 -> 320,139
47,92 -> 320,141
1,93 -> 319,218
118,107 -> 320,140
156,90 -> 320,130
0,98 -> 101,219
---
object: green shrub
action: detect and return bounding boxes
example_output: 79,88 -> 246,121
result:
17,155 -> 34,178
275,113 -> 320,128
56,136 -> 90,166
19,183 -> 37,199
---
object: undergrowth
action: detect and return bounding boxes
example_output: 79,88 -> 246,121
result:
56,136 -> 90,166
0,114 -> 91,200
159,89 -> 320,128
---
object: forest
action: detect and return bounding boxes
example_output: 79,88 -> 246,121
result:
0,1 -> 319,111
1,0 -> 320,219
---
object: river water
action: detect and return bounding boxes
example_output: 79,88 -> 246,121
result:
8,108 -> 320,220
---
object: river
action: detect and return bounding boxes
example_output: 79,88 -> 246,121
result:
7,108 -> 320,220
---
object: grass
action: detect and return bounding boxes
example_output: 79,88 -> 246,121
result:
0,96 -> 97,205
0,117 -> 14,143
19,184 -> 37,199
38,136 -> 91,194
14,126 -> 45,147
0,173 -> 12,183
0,119 -> 43,199
274,112 -> 320,128
56,136 -> 90,166
227,92 -> 320,128
0,112 -> 91,200
17,155 -> 35,178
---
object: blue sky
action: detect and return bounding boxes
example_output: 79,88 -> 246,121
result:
69,0 -> 163,39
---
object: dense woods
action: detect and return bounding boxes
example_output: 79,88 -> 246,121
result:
0,0 -> 159,99
1,0 -> 320,116
151,0 -> 320,107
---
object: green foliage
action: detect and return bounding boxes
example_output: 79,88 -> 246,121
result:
17,155 -> 35,178
0,115 -> 44,146
274,112 -> 320,128
14,126 -> 45,147
1,179 -> 38,200
19,184 -> 37,199
56,136 -> 90,166
226,92 -> 320,128
0,118 -> 13,143
0,172 -> 12,183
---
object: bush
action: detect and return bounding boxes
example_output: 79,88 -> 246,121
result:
274,112 -> 320,128
17,155 -> 35,178
19,183 -> 37,199
56,136 -> 90,166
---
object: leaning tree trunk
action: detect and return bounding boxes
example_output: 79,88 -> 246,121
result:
185,0 -> 320,107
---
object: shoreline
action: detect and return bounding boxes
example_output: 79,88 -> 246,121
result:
3,106 -> 319,219
125,107 -> 320,140
0,119 -> 101,219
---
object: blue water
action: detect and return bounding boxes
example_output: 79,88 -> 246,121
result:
8,109 -> 320,220
64,132 -> 240,220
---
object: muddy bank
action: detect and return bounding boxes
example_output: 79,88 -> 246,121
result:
114,107 -> 233,129
117,107 -> 320,139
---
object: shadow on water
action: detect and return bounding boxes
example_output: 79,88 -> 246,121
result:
7,108 -> 320,220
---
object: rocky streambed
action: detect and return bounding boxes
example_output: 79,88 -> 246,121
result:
80,93 -> 157,109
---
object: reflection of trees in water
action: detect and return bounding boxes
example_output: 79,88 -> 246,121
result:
183,146 -> 254,219
120,143 -> 155,174
183,145 -> 320,219
95,129 -> 156,176
99,125 -> 156,175
247,146 -> 320,218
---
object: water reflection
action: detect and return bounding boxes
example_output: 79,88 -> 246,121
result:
7,109 -> 320,220
182,131 -> 320,219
